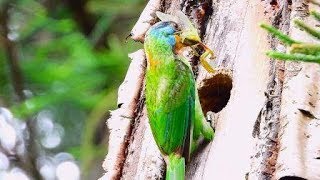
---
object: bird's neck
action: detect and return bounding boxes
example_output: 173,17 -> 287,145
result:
173,35 -> 187,55
144,35 -> 176,69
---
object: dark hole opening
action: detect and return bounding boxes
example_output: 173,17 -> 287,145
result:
279,176 -> 307,180
198,71 -> 233,114
270,0 -> 278,6
118,103 -> 123,108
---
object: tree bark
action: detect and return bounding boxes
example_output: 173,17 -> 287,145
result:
101,0 -> 320,179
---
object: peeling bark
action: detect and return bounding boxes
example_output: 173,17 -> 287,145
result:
101,0 -> 320,179
100,50 -> 146,180
121,107 -> 165,180
130,0 -> 162,42
275,2 -> 320,179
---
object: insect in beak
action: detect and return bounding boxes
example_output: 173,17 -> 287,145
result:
156,10 -> 216,73
200,42 -> 215,73
190,42 -> 215,73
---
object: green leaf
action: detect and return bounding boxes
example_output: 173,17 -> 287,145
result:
260,23 -> 299,46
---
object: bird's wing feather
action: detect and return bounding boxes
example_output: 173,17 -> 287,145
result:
146,57 -> 194,158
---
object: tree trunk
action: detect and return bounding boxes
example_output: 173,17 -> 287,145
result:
100,0 -> 320,179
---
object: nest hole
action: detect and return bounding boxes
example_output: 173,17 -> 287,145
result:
279,176 -> 307,180
198,72 -> 233,114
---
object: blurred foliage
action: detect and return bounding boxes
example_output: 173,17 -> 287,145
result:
0,0 -> 145,178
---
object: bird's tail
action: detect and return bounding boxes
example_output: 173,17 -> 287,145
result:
166,154 -> 185,180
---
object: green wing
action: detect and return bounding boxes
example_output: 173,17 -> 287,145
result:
145,57 -> 195,157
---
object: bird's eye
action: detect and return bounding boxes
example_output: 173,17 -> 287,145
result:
170,22 -> 179,30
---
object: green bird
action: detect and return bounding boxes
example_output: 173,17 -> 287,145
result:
144,11 -> 214,180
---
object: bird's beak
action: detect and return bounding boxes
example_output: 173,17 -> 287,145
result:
156,10 -> 215,73
179,33 -> 216,73
181,34 -> 201,46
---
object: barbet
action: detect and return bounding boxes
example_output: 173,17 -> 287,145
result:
144,11 -> 215,180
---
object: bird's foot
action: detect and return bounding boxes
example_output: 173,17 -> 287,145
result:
206,111 -> 216,131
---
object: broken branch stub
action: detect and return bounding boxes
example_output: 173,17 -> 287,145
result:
130,0 -> 162,42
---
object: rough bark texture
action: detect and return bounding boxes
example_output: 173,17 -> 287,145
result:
101,0 -> 320,179
275,1 -> 320,179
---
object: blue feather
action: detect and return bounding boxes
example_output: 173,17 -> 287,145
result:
148,22 -> 176,47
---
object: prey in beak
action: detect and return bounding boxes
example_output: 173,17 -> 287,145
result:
198,42 -> 215,73
156,11 -> 216,73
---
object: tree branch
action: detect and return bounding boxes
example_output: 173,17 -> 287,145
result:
0,3 -> 25,102
0,3 -> 42,179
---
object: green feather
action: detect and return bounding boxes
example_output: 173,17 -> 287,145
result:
166,154 -> 185,180
145,56 -> 194,155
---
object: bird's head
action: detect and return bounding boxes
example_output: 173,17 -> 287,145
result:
147,21 -> 179,47
155,11 -> 201,47
145,11 -> 215,72
153,11 -> 215,72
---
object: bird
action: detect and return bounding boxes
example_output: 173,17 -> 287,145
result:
144,11 -> 215,180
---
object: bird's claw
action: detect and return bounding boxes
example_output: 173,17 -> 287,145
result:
206,111 -> 216,130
